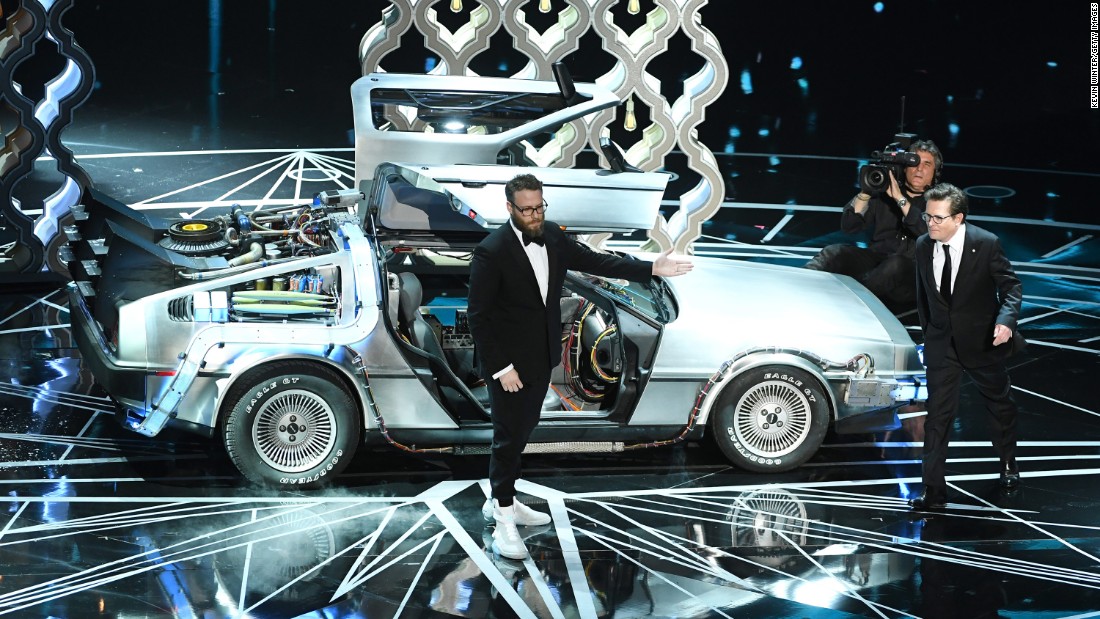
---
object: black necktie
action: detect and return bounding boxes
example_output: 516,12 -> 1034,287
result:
522,233 -> 544,247
939,243 -> 952,304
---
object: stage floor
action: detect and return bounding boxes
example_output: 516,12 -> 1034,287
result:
2,144 -> 1100,618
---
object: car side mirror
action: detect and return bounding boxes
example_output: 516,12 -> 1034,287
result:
599,137 -> 643,174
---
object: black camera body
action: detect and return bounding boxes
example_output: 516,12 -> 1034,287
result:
860,133 -> 920,194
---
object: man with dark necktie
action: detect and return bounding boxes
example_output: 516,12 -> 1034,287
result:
467,173 -> 693,558
909,183 -> 1026,510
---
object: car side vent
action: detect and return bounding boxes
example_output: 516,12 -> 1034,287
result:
168,295 -> 194,322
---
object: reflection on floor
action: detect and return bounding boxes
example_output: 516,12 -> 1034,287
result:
2,147 -> 1099,618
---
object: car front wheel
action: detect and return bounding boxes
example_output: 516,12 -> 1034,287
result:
711,365 -> 829,472
223,362 -> 360,488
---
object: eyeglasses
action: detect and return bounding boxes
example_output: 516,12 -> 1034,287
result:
511,201 -> 548,216
921,213 -> 953,224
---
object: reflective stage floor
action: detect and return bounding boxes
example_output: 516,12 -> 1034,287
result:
1,146 -> 1099,617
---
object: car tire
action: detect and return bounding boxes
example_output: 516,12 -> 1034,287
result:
223,362 -> 360,488
711,365 -> 829,472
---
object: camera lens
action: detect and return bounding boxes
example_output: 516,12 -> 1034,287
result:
859,163 -> 890,194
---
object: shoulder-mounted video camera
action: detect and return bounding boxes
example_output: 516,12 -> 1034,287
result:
860,133 -> 920,194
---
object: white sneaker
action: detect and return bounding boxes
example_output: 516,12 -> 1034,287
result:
491,503 -> 528,560
512,498 -> 551,526
484,497 -> 552,527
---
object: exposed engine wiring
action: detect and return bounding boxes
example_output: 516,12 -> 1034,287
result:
549,384 -> 582,411
589,325 -> 620,383
562,301 -> 612,401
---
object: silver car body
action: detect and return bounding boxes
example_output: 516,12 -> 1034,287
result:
66,71 -> 925,487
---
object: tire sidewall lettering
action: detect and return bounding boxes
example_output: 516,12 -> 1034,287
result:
245,377 -> 301,416
763,372 -> 817,402
729,436 -> 782,467
274,451 -> 343,486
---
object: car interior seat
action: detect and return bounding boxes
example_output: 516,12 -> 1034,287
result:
396,272 -> 491,412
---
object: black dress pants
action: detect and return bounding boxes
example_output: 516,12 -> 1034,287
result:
922,345 -> 1019,496
487,367 -> 550,506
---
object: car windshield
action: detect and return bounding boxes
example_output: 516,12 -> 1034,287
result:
568,271 -> 674,323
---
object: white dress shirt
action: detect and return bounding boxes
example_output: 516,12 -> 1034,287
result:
933,222 -> 966,296
511,221 -> 549,306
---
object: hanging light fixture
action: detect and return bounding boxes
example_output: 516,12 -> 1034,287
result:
628,0 -> 641,15
450,0 -> 463,12
539,0 -> 552,13
624,95 -> 637,131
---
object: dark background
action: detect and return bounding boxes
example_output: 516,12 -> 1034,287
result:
14,0 -> 1100,220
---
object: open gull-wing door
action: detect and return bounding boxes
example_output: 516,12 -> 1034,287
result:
351,67 -> 619,190
368,162 -> 668,240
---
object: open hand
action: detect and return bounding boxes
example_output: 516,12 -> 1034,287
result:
652,248 -> 693,277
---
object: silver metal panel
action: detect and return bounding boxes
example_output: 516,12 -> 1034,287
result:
410,163 -> 668,233
650,257 -> 907,380
627,380 -> 703,426
351,72 -> 620,186
367,377 -> 458,430
170,376 -> 220,428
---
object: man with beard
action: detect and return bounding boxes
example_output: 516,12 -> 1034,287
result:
467,173 -> 693,559
805,139 -> 942,312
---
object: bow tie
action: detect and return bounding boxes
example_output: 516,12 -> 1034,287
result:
522,233 -> 545,247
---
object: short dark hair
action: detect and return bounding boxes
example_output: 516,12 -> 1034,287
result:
505,173 -> 543,204
909,139 -> 944,185
924,182 -> 968,219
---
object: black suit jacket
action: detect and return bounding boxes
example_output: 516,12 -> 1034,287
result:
467,221 -> 653,381
915,223 -> 1024,368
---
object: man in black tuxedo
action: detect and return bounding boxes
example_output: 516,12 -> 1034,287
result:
468,173 -> 693,558
909,183 -> 1025,510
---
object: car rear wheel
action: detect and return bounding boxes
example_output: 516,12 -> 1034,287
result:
223,362 -> 360,488
711,365 -> 829,472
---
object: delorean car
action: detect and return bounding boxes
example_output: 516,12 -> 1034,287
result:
64,68 -> 926,488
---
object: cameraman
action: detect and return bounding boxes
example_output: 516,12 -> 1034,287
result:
805,139 -> 942,312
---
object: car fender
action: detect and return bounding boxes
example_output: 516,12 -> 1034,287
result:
696,349 -> 839,427
211,351 -> 373,433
